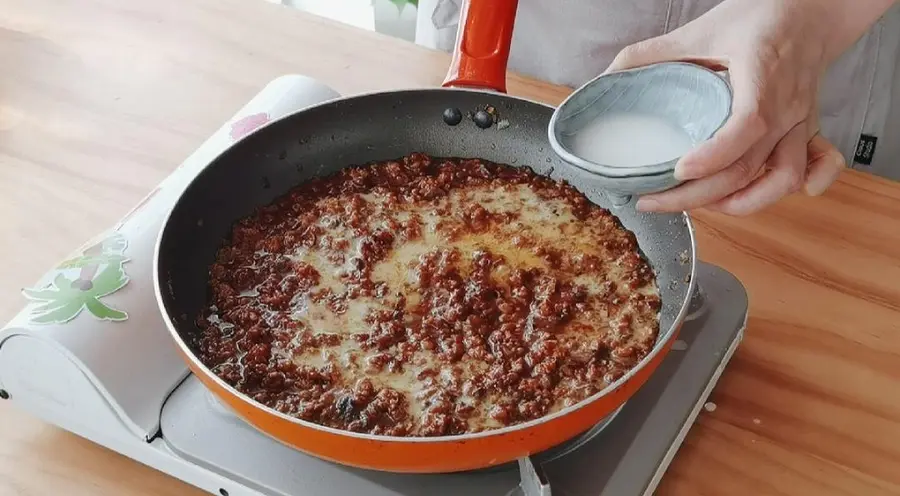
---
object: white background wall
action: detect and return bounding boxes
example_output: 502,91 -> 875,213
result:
267,0 -> 419,42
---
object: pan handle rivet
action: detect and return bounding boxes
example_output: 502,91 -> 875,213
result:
442,107 -> 463,126
0,390 -> 9,400
473,110 -> 494,129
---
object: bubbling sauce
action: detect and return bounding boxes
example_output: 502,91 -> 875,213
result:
194,153 -> 660,437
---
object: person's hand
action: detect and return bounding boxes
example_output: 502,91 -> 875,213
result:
604,0 -> 892,215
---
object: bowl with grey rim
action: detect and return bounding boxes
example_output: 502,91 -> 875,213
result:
548,62 -> 733,196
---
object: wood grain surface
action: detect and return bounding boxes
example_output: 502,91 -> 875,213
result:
1,0 -> 899,495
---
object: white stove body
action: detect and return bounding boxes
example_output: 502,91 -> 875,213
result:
0,76 -> 746,496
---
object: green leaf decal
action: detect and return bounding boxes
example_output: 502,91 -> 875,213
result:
57,255 -> 128,269
84,299 -> 128,322
22,232 -> 132,325
91,264 -> 129,298
21,288 -> 63,301
31,301 -> 86,324
388,0 -> 417,11
31,297 -> 79,315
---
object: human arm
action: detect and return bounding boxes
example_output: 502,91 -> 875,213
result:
605,0 -> 898,215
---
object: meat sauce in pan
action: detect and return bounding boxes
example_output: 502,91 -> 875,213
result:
194,153 -> 660,437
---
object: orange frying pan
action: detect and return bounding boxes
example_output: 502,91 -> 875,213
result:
154,0 -> 696,473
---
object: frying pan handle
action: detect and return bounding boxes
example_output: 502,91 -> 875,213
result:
441,0 -> 519,93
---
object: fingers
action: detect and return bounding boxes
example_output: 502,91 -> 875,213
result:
805,111 -> 820,141
636,136 -> 775,212
674,63 -> 769,181
607,35 -> 768,186
706,123 -> 808,216
605,35 -> 687,73
801,101 -> 843,195
606,31 -> 841,214
804,134 -> 846,196
638,128 -> 845,214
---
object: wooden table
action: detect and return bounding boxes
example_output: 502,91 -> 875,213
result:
2,1 -> 899,494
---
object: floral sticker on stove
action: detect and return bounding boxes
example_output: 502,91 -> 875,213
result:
230,112 -> 270,141
22,232 -> 131,324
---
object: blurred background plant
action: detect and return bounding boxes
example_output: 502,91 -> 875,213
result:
388,0 -> 418,9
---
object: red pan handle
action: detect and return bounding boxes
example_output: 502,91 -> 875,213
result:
442,0 -> 519,93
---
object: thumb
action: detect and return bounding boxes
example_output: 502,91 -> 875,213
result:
804,134 -> 845,196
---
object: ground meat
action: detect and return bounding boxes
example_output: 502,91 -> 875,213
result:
195,153 -> 660,437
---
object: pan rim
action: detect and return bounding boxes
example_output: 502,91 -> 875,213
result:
152,87 -> 698,445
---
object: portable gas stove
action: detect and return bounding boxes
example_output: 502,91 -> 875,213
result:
0,76 -> 747,496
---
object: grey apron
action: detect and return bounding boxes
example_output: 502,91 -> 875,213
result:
422,0 -> 900,181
